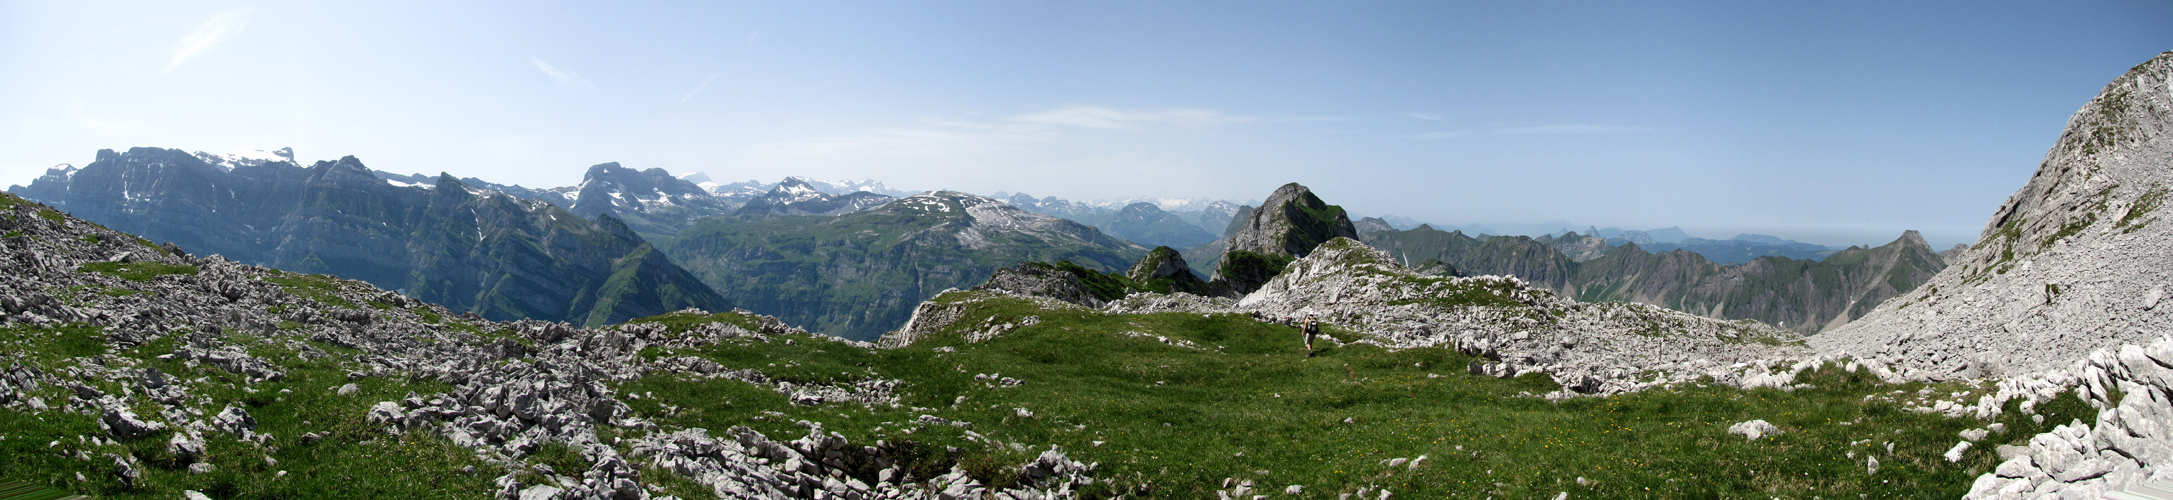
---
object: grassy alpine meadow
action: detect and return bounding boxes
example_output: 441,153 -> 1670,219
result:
0,322 -> 496,499
623,292 -> 2097,499
0,294 -> 2098,498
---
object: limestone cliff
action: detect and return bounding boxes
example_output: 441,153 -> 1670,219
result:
1814,51 -> 2173,379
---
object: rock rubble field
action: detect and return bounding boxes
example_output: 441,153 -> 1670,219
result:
0,191 -> 1095,499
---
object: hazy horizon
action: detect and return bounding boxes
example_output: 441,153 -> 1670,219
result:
6,1 -> 2170,250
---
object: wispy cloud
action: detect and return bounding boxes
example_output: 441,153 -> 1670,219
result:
531,57 -> 595,89
754,119 -> 1056,161
755,105 -> 1255,161
1408,131 -> 1471,140
1497,124 -> 1655,134
1406,112 -> 1449,121
166,7 -> 254,73
680,73 -> 721,104
1012,105 -> 1253,130
1272,115 -> 1357,123
1401,124 -> 1654,140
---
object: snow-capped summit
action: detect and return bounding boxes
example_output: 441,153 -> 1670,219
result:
192,147 -> 299,171
567,162 -> 735,235
736,177 -> 897,216
771,177 -> 828,203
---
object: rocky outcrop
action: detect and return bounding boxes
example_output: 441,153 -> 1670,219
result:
976,264 -> 1104,308
4,148 -> 730,327
1963,336 -> 2173,498
1210,184 -> 1356,295
1814,51 -> 2173,380
1221,183 -> 1357,259
1125,246 -> 1217,296
1098,202 -> 1216,249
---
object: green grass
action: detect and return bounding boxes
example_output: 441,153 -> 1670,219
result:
627,309 -> 778,337
262,272 -> 359,309
76,262 -> 199,283
0,323 -> 496,499
622,293 -> 2028,498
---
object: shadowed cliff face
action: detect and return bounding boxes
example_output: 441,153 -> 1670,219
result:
7,147 -> 728,326
1222,183 -> 1357,259
1213,184 -> 1357,294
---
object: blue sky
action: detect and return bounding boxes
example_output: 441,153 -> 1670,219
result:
2,1 -> 2168,248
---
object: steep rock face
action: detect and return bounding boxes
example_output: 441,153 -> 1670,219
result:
567,162 -> 734,237
734,177 -> 897,216
1212,184 -> 1355,295
1222,183 -> 1357,259
1937,243 -> 1969,264
5,148 -> 728,326
668,192 -> 1146,340
1815,51 -> 2173,380
1365,225 -> 1947,334
1098,202 -> 1216,249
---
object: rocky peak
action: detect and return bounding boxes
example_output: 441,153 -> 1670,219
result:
1814,50 -> 2173,379
1354,217 -> 1395,235
1114,202 -> 1162,219
1124,246 -> 1213,297
566,163 -> 733,236
192,148 -> 299,171
1223,183 -> 1357,259
1220,205 -> 1255,238
771,177 -> 824,201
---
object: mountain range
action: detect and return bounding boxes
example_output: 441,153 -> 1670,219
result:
1362,224 -> 1947,334
662,191 -> 1146,339
5,148 -> 727,326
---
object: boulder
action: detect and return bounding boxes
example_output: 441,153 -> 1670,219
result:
1727,420 -> 1781,441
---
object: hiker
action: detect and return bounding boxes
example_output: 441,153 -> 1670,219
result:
1302,314 -> 1320,357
